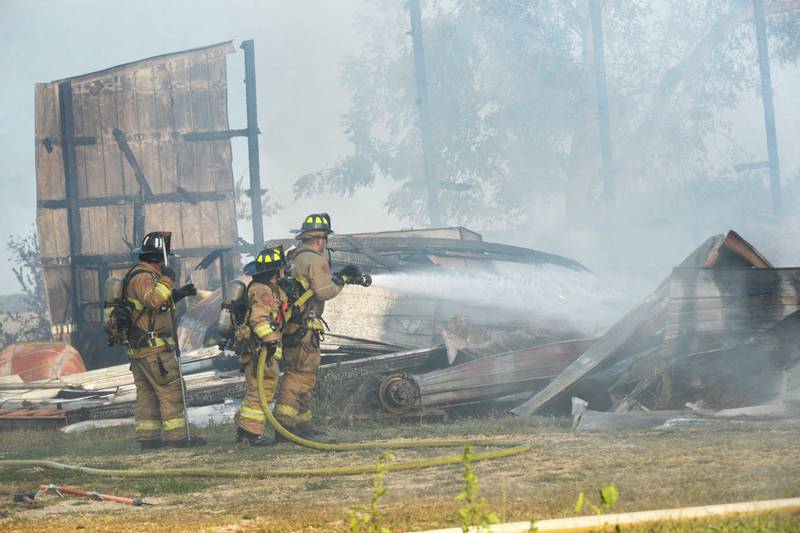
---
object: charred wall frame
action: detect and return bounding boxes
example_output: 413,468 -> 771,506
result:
44,41 -> 264,365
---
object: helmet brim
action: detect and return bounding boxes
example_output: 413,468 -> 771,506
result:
295,229 -> 333,241
243,261 -> 281,276
131,247 -> 176,258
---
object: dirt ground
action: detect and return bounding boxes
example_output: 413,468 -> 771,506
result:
1,415 -> 799,532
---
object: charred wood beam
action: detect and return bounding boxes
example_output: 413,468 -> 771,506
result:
112,128 -> 153,198
112,128 -> 152,243
182,129 -> 249,142
40,136 -> 96,153
38,191 -> 228,209
176,185 -> 200,205
57,81 -> 83,343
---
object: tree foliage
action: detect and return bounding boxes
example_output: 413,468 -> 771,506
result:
0,226 -> 52,347
295,0 -> 800,228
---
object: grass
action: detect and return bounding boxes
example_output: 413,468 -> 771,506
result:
0,416 -> 799,531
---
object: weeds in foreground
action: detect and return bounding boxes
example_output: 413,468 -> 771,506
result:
345,452 -> 396,533
574,483 -> 620,515
457,445 -> 500,533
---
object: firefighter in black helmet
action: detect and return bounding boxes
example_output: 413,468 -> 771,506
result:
234,245 -> 289,445
126,232 -> 205,449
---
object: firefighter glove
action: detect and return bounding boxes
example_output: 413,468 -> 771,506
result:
265,342 -> 283,361
173,283 -> 197,303
159,265 -> 177,281
338,264 -> 361,279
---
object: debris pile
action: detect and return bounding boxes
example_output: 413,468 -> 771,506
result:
512,230 -> 800,429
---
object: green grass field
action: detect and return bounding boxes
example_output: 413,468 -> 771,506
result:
1,415 -> 798,531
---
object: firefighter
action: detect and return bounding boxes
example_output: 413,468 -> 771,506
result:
234,245 -> 289,446
126,232 -> 205,450
273,213 -> 370,439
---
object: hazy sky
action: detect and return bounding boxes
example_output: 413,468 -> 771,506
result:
0,0 -> 798,295
0,0 -> 404,294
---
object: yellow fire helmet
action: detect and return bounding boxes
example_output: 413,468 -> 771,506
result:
293,213 -> 333,240
243,245 -> 287,276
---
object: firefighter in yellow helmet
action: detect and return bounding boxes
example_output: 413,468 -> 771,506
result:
126,232 -> 205,450
273,213 -> 371,439
234,245 -> 289,446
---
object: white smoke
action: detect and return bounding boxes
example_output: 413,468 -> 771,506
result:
371,262 -> 629,334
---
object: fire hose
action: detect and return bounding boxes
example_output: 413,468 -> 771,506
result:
0,350 -> 530,478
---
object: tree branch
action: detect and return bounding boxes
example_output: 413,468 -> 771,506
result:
622,0 -> 800,160
559,0 -> 586,37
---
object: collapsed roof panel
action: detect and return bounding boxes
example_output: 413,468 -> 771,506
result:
678,230 -> 773,269
264,229 -> 589,272
513,230 -> 796,416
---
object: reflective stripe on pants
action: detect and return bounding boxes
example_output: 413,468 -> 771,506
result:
130,351 -> 188,443
273,330 -> 319,430
234,354 -> 280,436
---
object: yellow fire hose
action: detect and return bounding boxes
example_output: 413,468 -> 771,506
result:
0,350 -> 530,478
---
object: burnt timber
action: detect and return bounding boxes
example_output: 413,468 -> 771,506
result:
378,338 -> 594,412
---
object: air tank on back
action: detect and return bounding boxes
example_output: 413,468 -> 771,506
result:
217,280 -> 247,341
103,276 -> 124,323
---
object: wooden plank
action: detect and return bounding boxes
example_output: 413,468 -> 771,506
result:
152,63 -> 173,194
179,203 -> 204,249
143,202 -> 167,244
668,303 -> 800,323
70,82 -> 91,198
217,197 -> 237,244
189,54 -> 215,193
167,57 -> 198,193
672,267 -> 800,286
74,81 -> 107,199
78,207 -> 97,255
665,317 -> 787,338
131,66 -> 161,200
668,293 -> 800,311
207,56 -> 233,194
106,204 -> 134,255
198,200 -> 222,246
35,83 -> 66,201
115,72 -> 141,197
97,76 -> 126,197
36,209 -> 70,259
43,267 -> 72,340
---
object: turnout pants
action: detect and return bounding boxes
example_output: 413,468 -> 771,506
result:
274,330 -> 320,430
235,349 -> 280,435
130,350 -> 187,443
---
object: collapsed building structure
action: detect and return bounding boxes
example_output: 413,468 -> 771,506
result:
9,38 -> 796,432
2,40 -> 605,429
514,230 -> 800,428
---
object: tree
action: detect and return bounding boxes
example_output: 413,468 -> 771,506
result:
295,0 -> 800,229
0,226 -> 52,347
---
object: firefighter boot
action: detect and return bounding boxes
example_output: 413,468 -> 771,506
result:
139,440 -> 163,451
236,427 -> 274,447
164,436 -> 207,448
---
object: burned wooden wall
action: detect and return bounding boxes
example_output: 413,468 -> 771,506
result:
35,42 -> 239,367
